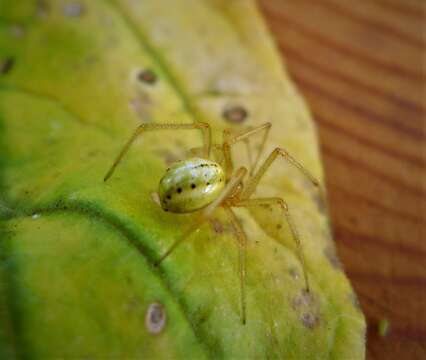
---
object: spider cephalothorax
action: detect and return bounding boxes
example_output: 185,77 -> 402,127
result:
104,121 -> 320,324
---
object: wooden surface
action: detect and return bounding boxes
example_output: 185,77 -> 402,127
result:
259,0 -> 426,359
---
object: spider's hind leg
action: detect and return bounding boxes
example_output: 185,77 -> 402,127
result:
232,197 -> 310,292
224,206 -> 248,325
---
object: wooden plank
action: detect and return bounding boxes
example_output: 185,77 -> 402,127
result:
259,0 -> 426,358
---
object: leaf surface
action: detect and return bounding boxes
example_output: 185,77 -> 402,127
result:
0,0 -> 365,358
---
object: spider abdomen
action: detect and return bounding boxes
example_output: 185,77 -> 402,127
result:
158,158 -> 225,213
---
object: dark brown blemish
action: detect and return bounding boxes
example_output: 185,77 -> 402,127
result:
1,57 -> 14,75
300,312 -> 320,330
177,187 -> 182,193
206,182 -> 210,186
223,105 -> 248,124
145,302 -> 166,334
292,289 -> 321,330
191,184 -> 196,189
276,224 -> 282,230
138,69 -> 157,84
167,195 -> 171,200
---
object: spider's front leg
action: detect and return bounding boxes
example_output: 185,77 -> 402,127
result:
104,122 -> 212,182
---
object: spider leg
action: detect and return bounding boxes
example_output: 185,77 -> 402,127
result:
244,138 -> 254,172
232,197 -> 310,292
241,147 -> 321,200
224,206 -> 247,325
222,122 -> 271,178
154,220 -> 204,266
104,122 -> 212,182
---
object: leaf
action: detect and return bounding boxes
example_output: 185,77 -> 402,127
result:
0,0 -> 366,358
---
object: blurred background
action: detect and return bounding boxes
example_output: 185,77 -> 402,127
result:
259,0 -> 425,358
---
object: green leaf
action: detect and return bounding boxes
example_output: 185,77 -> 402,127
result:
0,0 -> 366,358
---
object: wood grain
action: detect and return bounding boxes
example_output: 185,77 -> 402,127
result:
259,0 -> 426,358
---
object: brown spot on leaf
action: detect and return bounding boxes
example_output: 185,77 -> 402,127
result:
145,302 -> 166,334
292,289 -> 321,330
300,312 -> 320,329
138,69 -> 157,84
223,105 -> 248,124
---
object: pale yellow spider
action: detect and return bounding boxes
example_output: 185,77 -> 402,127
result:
104,122 -> 320,324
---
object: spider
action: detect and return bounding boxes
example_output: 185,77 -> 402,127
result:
104,121 -> 320,324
